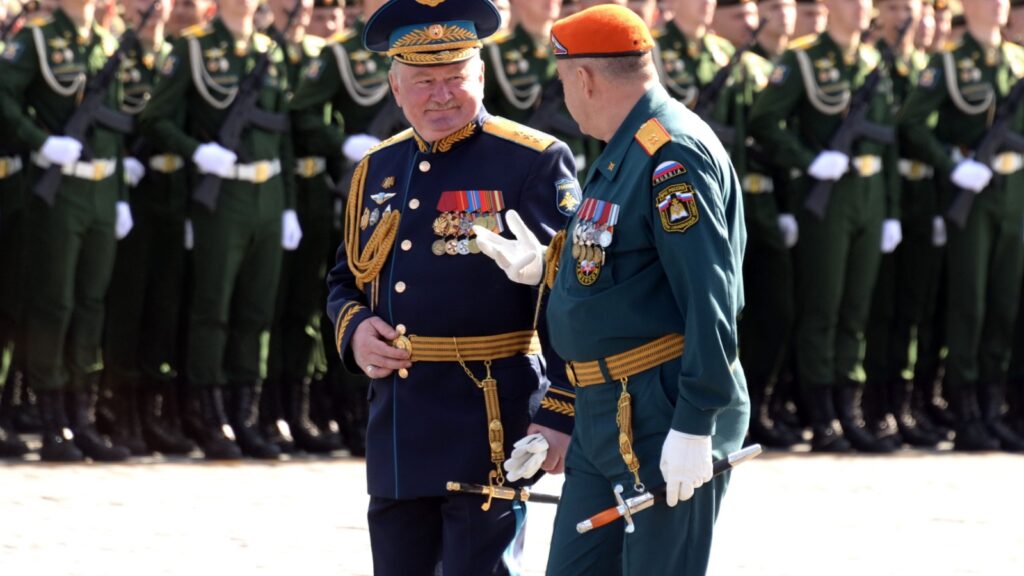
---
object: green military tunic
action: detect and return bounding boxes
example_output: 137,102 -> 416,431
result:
139,18 -> 294,387
899,34 -> 1024,391
544,86 -> 748,576
749,32 -> 898,390
0,9 -> 124,392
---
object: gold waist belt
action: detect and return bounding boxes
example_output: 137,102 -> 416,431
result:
401,330 -> 541,363
565,333 -> 686,387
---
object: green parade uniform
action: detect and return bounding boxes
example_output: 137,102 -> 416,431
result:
652,21 -> 732,110
898,33 -> 1024,451
0,8 -> 131,461
101,35 -> 195,455
139,17 -> 295,459
862,40 -> 944,446
749,32 -> 899,452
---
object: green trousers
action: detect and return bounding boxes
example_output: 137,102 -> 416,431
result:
944,176 -> 1024,389
795,174 -> 885,388
186,178 -> 284,387
0,171 -> 28,387
104,170 -> 188,387
545,363 -> 748,576
25,176 -> 118,391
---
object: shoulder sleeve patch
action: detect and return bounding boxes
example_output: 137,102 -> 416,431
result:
483,116 -> 557,152
634,118 -> 671,156
652,160 -> 687,185
368,128 -> 415,154
555,178 -> 582,215
656,183 -> 699,234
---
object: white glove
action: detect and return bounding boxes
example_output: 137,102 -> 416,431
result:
282,209 -> 303,250
932,216 -> 947,247
123,157 -> 146,187
115,201 -> 133,240
342,133 -> 382,163
881,219 -> 902,254
191,142 -> 237,178
503,433 -> 549,482
40,135 -> 83,167
777,213 -> 798,248
950,159 -> 993,193
184,219 -> 194,250
473,210 -> 545,286
660,430 -> 713,507
807,150 -> 850,181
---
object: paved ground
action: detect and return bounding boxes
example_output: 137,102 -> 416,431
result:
1,450 -> 1022,575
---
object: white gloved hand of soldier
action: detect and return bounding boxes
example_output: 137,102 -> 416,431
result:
342,133 -> 382,163
503,433 -> 549,482
184,219 -> 194,250
115,201 -> 133,240
40,135 -> 83,167
807,150 -> 850,181
192,142 -> 237,178
473,209 -> 545,286
777,213 -> 799,248
660,430 -> 713,507
950,159 -> 993,193
123,157 -> 146,187
932,216 -> 947,247
881,219 -> 903,254
282,209 -> 303,250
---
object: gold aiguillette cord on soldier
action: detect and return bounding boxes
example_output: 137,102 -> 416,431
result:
345,157 -> 400,310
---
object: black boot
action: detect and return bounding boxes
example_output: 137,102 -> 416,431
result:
0,381 -> 28,457
834,383 -> 894,453
258,378 -> 295,454
229,383 -> 281,460
860,380 -> 902,450
139,382 -> 195,455
804,386 -> 851,453
108,380 -> 149,456
287,378 -> 342,454
36,389 -> 83,462
979,382 -> 1024,452
10,373 -> 42,434
891,379 -> 941,447
950,385 -> 999,451
196,386 -> 243,460
65,387 -> 130,462
331,374 -> 367,457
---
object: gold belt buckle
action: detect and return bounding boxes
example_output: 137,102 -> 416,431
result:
93,162 -> 105,181
254,162 -> 269,183
0,159 -> 8,179
303,157 -> 315,177
390,324 -> 412,379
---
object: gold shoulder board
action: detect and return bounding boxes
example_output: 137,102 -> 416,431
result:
483,116 -> 556,152
634,118 -> 671,156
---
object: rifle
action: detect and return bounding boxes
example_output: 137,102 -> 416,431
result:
527,79 -> 583,140
191,1 -> 301,211
693,19 -> 765,148
803,19 -> 910,219
33,0 -> 160,205
945,76 -> 1024,228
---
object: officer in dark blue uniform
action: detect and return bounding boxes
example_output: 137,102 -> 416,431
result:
325,0 -> 579,573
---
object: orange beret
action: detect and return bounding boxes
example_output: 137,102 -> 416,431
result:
551,4 -> 655,59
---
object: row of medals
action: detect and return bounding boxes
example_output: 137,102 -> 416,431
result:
572,219 -> 613,272
431,211 -> 501,256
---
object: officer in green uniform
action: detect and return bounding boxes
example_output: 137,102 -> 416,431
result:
898,0 -> 1024,452
793,0 -> 826,39
167,0 -> 214,39
100,0 -> 195,457
0,0 -> 134,462
749,0 -> 901,453
306,0 -> 343,39
653,0 -> 733,111
753,0 -> 796,60
289,0 -> 390,454
140,0 -> 300,460
476,6 -> 748,574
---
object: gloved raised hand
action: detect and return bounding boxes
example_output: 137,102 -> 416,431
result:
660,430 -> 713,507
192,142 -> 237,178
807,150 -> 850,181
40,135 -> 83,166
115,201 -> 133,240
932,216 -> 947,247
123,157 -> 146,187
342,133 -> 382,163
282,209 -> 303,250
950,159 -> 993,193
777,213 -> 799,248
881,219 -> 902,254
503,433 -> 549,482
473,209 -> 544,286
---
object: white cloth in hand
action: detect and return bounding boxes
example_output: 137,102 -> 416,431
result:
881,219 -> 903,254
660,430 -> 713,507
40,136 -> 83,167
472,210 -> 544,286
503,433 -> 549,482
777,213 -> 799,248
807,150 -> 850,181
184,219 -> 194,250
115,201 -> 133,240
342,134 -> 382,163
932,216 -> 947,247
192,142 -> 237,178
950,159 -> 993,193
123,157 -> 146,187
282,209 -> 303,250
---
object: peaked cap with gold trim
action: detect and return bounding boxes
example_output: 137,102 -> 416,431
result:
363,0 -> 501,66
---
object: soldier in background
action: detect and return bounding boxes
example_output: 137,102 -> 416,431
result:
792,0 -> 825,39
915,0 -> 935,52
307,0 -> 343,38
754,0 -> 796,59
1008,0 -> 1024,44
166,0 -> 215,39
931,0 -> 951,50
